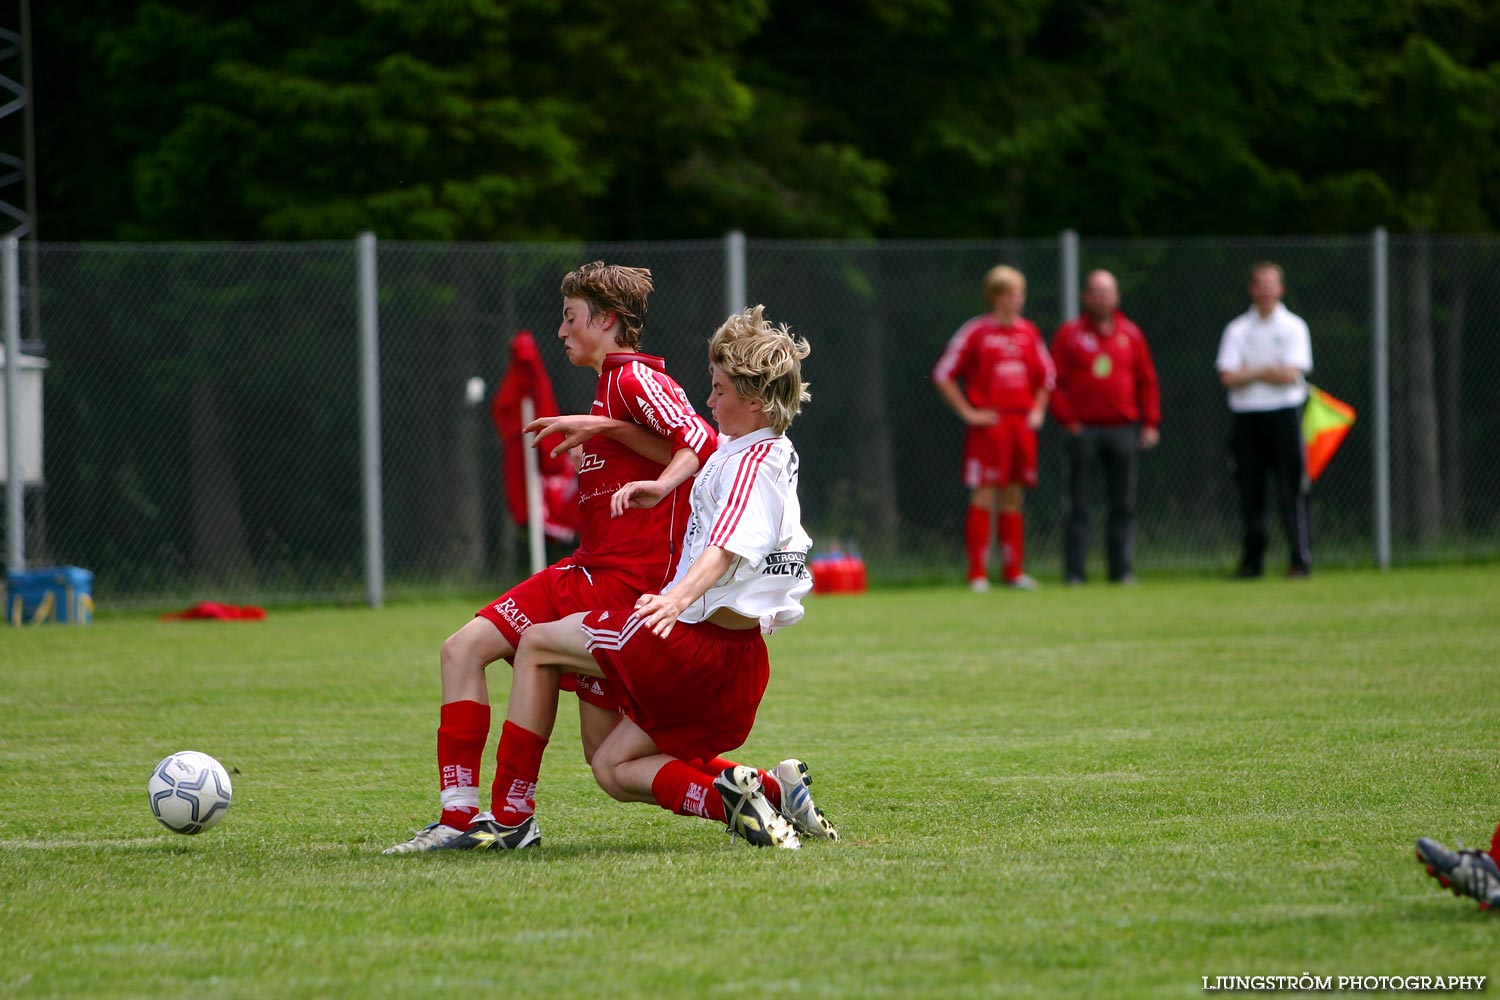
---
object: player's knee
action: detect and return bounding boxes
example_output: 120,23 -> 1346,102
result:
590,757 -> 629,802
439,631 -> 465,676
440,625 -> 505,685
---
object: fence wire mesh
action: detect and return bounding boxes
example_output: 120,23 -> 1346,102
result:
4,234 -> 1497,606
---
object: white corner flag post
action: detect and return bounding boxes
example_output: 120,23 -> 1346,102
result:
520,396 -> 545,575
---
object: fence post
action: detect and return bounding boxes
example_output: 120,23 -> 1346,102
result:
3,238 -> 20,573
358,231 -> 384,606
1060,229 -> 1079,325
1371,227 -> 1391,569
725,230 -> 746,316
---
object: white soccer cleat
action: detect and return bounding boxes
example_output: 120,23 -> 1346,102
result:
968,578 -> 990,593
768,759 -> 839,841
383,821 -> 464,854
1005,574 -> 1039,590
714,766 -> 800,850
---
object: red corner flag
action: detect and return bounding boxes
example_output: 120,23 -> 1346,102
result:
1302,384 -> 1356,483
491,331 -> 578,542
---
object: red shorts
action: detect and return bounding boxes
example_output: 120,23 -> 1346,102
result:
579,611 -> 769,762
963,413 -> 1037,489
475,561 -> 646,711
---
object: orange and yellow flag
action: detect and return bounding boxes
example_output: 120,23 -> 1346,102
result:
1302,385 -> 1356,482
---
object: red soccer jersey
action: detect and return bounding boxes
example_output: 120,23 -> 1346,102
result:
1049,311 -> 1161,429
933,315 -> 1055,414
567,352 -> 717,589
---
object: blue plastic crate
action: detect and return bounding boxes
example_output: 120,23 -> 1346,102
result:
6,566 -> 94,625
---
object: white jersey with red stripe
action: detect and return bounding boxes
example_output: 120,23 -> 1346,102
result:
665,426 -> 812,632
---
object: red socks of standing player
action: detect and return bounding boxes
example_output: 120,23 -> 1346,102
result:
999,510 -> 1025,582
437,700 -> 490,830
967,507 -> 1025,584
965,505 -> 991,583
489,720 -> 549,827
438,707 -> 549,831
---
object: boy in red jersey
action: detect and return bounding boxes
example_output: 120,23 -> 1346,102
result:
437,306 -> 837,852
932,265 -> 1055,591
384,261 -> 717,853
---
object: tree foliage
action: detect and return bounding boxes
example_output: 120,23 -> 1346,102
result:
33,0 -> 1500,239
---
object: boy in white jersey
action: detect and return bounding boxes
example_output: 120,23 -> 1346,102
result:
446,305 -> 830,851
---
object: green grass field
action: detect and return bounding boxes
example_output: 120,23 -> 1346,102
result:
3,566 -> 1498,998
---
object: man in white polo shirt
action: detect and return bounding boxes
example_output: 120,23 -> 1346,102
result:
1215,261 -> 1313,579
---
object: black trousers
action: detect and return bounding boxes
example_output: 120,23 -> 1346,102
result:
1064,424 -> 1139,581
1230,406 -> 1312,574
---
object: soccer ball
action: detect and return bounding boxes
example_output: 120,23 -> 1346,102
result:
147,751 -> 233,835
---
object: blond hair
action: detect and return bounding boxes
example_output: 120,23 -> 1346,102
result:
709,306 -> 811,435
984,265 -> 1026,299
560,261 -> 654,350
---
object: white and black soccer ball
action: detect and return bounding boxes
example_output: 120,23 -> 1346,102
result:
147,751 -> 233,835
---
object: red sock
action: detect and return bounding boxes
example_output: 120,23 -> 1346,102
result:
690,756 -> 780,811
437,700 -> 490,830
1489,822 -> 1500,864
489,720 -> 548,826
651,760 -> 727,822
966,505 -> 991,582
999,510 -> 1024,581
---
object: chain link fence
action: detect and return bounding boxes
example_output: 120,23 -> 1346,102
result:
4,234 -> 1497,606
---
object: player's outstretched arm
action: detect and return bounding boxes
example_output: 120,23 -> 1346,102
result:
609,447 -> 703,517
631,545 -> 735,638
525,414 -> 673,464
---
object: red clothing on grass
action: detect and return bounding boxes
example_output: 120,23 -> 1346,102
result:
1049,311 -> 1160,430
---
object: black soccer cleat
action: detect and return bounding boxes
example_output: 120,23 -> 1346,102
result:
436,813 -> 542,852
1414,837 -> 1500,910
714,766 -> 800,850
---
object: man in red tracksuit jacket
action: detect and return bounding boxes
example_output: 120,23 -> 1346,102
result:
1049,269 -> 1161,585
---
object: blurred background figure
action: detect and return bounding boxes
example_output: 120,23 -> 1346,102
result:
1050,269 -> 1160,586
932,265 -> 1054,591
1215,262 -> 1313,579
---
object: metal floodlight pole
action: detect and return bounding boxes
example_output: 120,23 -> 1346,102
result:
1371,227 -> 1391,569
20,0 -> 37,348
4,237 -> 22,572
357,232 -> 384,606
1060,229 -> 1079,324
725,230 -> 746,317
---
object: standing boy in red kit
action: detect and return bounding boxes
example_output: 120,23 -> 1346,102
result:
932,265 -> 1055,591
